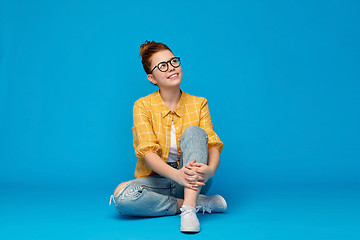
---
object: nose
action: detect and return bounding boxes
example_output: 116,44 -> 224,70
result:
168,63 -> 176,72
168,64 -> 175,72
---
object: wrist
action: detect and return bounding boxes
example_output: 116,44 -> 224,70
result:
172,168 -> 181,183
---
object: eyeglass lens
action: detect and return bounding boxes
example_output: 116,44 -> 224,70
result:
158,58 -> 180,72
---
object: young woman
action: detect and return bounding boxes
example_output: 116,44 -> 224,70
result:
109,41 -> 227,233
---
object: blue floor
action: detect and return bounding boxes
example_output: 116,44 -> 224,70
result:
1,184 -> 359,240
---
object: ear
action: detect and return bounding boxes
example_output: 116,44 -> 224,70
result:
147,74 -> 157,85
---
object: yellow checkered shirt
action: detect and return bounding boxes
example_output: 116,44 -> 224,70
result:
132,89 -> 224,178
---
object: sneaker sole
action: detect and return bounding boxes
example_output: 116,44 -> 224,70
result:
181,227 -> 200,233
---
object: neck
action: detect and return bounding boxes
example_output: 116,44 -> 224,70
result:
158,86 -> 182,111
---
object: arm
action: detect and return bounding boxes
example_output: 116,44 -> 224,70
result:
199,98 -> 224,154
133,100 -> 204,189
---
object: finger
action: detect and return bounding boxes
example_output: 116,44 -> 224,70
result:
188,172 -> 204,179
191,182 -> 200,188
187,161 -> 197,166
184,170 -> 195,176
185,177 -> 193,182
189,160 -> 196,164
185,175 -> 197,181
186,183 -> 198,190
184,165 -> 192,170
185,162 -> 195,167
185,161 -> 194,165
192,172 -> 204,178
190,169 -> 200,175
185,176 -> 198,183
186,175 -> 202,183
190,162 -> 201,167
189,182 -> 204,188
188,176 -> 203,183
192,163 -> 204,167
190,165 -> 201,170
195,169 -> 205,174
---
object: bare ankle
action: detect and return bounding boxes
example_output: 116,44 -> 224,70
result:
176,198 -> 184,213
182,200 -> 196,208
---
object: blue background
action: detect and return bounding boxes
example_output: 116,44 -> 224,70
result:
1,0 -> 359,239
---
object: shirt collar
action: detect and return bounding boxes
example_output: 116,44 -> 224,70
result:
154,89 -> 186,118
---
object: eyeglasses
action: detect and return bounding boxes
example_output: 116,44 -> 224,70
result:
150,57 -> 181,73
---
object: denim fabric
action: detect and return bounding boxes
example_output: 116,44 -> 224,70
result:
112,125 -> 212,217
167,161 -> 178,169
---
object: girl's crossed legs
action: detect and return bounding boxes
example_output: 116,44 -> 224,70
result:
111,125 -> 211,217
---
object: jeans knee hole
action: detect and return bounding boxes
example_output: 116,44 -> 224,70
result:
121,185 -> 144,200
114,181 -> 131,198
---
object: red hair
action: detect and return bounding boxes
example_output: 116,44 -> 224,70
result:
140,41 -> 172,74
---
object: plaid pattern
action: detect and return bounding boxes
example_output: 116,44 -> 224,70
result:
132,89 -> 223,178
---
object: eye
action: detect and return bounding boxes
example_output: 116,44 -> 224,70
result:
171,58 -> 178,64
158,62 -> 167,71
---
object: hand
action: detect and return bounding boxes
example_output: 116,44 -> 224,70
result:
186,161 -> 215,183
175,160 -> 205,191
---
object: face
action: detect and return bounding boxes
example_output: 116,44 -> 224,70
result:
147,50 -> 183,89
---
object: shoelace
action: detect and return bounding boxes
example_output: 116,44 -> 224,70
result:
196,203 -> 212,214
109,195 -> 114,206
180,207 -> 196,219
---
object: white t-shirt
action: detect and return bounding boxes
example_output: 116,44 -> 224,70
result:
167,121 -> 180,163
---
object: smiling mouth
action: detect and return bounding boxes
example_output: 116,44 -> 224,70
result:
168,73 -> 179,79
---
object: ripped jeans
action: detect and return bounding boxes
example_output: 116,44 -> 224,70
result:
109,125 -> 212,217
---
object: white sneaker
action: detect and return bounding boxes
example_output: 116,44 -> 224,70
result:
180,205 -> 200,233
196,194 -> 227,214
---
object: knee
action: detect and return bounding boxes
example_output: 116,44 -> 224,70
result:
114,181 -> 144,201
113,181 -> 145,215
182,125 -> 208,140
113,181 -> 131,198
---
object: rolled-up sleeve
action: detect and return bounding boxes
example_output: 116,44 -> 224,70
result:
199,98 -> 224,153
132,99 -> 162,159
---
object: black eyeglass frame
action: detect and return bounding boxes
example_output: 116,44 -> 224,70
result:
150,57 -> 181,73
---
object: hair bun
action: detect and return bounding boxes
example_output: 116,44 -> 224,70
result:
140,40 -> 152,59
139,40 -> 172,74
